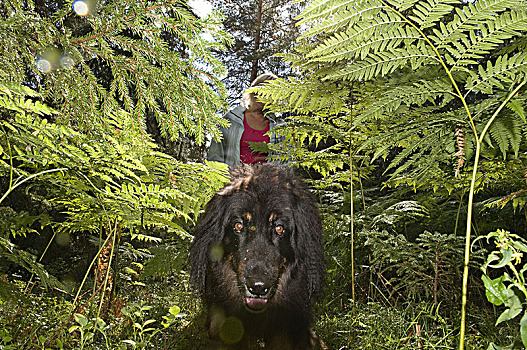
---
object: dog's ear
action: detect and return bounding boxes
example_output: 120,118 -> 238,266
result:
189,194 -> 228,294
291,188 -> 326,301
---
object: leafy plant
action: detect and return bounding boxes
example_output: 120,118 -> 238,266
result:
477,229 -> 527,349
68,313 -> 107,350
258,1 -> 527,348
365,230 -> 481,308
0,0 -> 231,143
0,0 -> 231,336
120,302 -> 181,349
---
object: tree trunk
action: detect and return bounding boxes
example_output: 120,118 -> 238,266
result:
250,0 -> 264,83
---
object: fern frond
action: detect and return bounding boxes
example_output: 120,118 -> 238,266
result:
507,98 -> 525,121
431,0 -> 525,47
297,0 -> 357,26
355,78 -> 455,122
464,53 -> 527,95
298,0 -> 384,39
324,46 -> 438,81
449,10 -> 527,68
255,77 -> 348,115
408,0 -> 459,29
308,12 -> 421,63
384,0 -> 422,11
141,244 -> 187,278
487,113 -> 523,159
0,237 -> 63,289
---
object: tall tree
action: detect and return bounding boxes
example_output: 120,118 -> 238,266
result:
211,0 -> 305,101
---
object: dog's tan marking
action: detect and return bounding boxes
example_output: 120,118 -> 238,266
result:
244,212 -> 252,221
269,212 -> 277,222
217,175 -> 254,196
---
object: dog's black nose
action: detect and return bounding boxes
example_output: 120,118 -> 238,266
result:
246,279 -> 270,296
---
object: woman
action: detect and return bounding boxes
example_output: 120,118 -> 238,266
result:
208,73 -> 279,167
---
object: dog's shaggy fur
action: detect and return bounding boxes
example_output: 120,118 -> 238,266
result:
189,164 -> 326,350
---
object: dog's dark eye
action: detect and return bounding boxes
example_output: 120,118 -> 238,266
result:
275,225 -> 284,235
234,222 -> 244,232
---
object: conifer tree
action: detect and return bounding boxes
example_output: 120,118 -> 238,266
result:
210,0 -> 304,100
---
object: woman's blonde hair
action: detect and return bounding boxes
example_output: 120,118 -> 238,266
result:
242,72 -> 278,112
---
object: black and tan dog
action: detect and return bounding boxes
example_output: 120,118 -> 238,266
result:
189,163 -> 326,350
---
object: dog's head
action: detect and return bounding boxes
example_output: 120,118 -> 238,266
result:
190,164 -> 325,313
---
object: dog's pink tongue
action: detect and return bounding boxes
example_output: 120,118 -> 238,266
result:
244,297 -> 268,310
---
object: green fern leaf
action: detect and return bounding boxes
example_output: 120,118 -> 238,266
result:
0,237 -> 64,289
507,98 -> 525,122
309,14 -> 421,63
449,10 -> 527,68
356,78 -> 455,122
141,244 -> 188,278
297,0 -> 357,26
431,0 -> 525,47
298,0 -> 383,40
409,0 -> 458,29
324,46 -> 438,81
384,0 -> 422,11
487,114 -> 523,159
465,53 -> 527,95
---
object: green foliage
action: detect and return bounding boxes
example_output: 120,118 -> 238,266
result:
0,0 -> 231,143
141,244 -> 188,279
0,288 -> 74,349
262,0 -> 527,189
365,230 -> 478,306
316,301 -> 493,349
477,229 -> 527,349
1,85 -> 229,236
120,301 -> 182,349
262,4 -> 527,347
0,0 -> 231,327
68,313 -> 107,350
0,237 -> 63,290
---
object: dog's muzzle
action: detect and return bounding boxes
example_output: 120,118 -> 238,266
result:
243,267 -> 274,312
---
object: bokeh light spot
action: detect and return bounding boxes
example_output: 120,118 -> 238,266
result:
54,232 -> 71,246
209,244 -> 224,262
36,59 -> 52,73
219,316 -> 244,344
73,0 -> 89,16
59,55 -> 75,68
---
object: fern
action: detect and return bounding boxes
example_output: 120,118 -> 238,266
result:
273,0 -> 527,347
487,113 -> 523,159
279,0 -> 527,180
0,237 -> 64,289
311,22 -> 423,63
141,244 -> 189,278
464,52 -> 527,95
408,0 -> 459,29
0,79 -> 229,298
354,77 -> 456,122
324,45 -> 439,81
254,77 -> 348,115
451,10 -> 527,68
